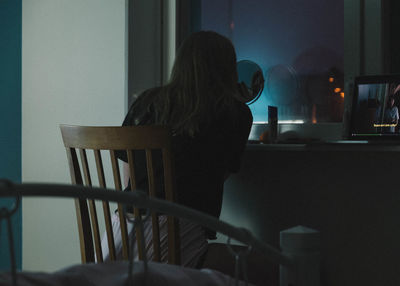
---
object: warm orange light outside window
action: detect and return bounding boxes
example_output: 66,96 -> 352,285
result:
329,77 -> 334,83
312,104 -> 317,124
334,87 -> 341,93
340,92 -> 345,98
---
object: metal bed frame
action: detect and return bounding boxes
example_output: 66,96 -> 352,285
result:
0,180 -> 319,286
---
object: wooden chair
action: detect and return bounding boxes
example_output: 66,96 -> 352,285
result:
60,125 -> 180,265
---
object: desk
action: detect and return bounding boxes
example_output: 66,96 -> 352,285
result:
221,143 -> 400,286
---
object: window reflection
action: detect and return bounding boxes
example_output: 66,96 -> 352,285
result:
201,0 -> 344,123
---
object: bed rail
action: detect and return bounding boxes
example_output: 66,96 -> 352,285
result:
0,180 -> 319,286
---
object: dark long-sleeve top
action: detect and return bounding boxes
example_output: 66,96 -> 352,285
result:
118,88 -> 253,238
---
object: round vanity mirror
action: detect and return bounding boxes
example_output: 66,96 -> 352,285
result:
237,60 -> 265,104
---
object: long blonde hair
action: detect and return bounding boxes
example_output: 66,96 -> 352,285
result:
150,31 -> 240,136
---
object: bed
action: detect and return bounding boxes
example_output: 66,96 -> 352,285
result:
0,180 -> 318,286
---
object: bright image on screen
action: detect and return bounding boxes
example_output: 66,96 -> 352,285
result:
352,83 -> 400,137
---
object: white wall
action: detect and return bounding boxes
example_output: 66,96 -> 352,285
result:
22,0 -> 127,271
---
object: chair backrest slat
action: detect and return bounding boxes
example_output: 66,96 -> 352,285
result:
146,149 -> 161,261
162,147 -> 181,265
110,150 -> 122,191
87,199 -> 103,262
79,149 -> 103,261
94,150 -> 106,188
66,148 -> 83,185
145,149 -> 156,198
79,149 -> 92,186
60,125 -> 180,264
126,150 -> 136,190
65,147 -> 94,263
93,150 -> 116,260
125,149 -> 145,260
110,150 -> 129,260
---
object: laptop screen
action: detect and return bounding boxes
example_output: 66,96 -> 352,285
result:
349,75 -> 400,140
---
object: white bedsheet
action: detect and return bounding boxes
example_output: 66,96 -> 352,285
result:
0,261 -> 254,286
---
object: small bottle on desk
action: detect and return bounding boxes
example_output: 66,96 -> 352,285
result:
268,105 -> 278,143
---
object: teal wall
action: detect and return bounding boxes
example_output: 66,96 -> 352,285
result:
0,0 -> 22,270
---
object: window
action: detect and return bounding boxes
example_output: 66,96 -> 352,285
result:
201,0 -> 344,124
